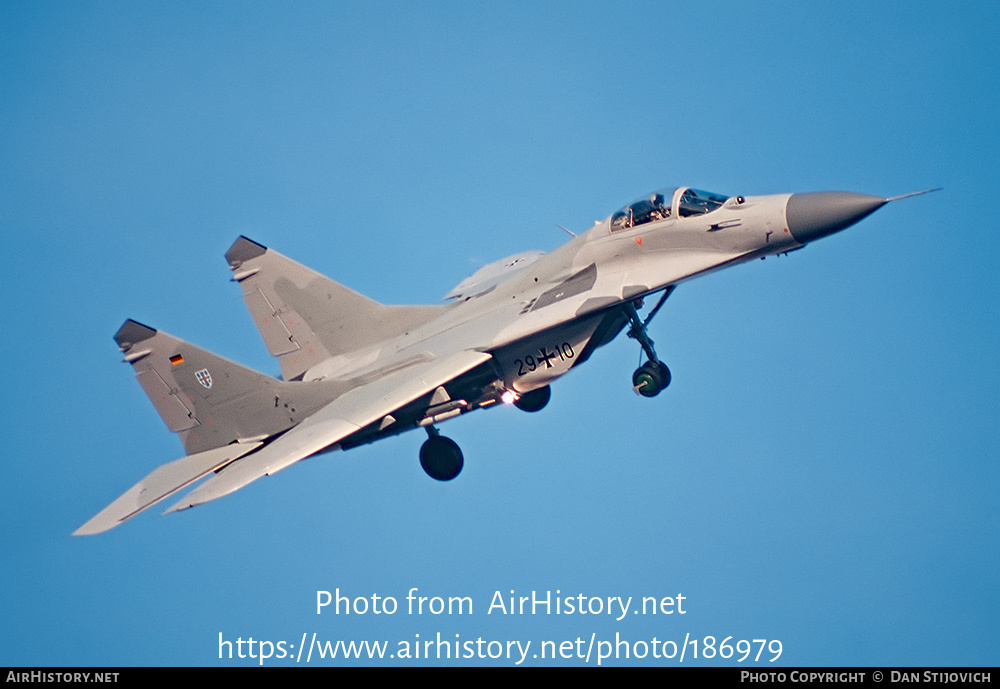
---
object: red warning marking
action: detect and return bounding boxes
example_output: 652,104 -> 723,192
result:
635,237 -> 643,245
783,228 -> 789,233
206,419 -> 212,425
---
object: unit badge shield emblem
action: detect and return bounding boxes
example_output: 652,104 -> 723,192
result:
195,368 -> 213,389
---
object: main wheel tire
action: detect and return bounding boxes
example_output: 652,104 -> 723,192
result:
419,435 -> 464,481
514,385 -> 551,412
632,361 -> 671,397
651,360 -> 671,390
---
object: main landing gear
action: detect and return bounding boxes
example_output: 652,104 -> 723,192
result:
419,426 -> 464,481
626,286 -> 675,397
513,385 -> 551,412
417,384 -> 552,480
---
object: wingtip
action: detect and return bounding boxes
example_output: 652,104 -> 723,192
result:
161,500 -> 191,515
72,514 -> 120,536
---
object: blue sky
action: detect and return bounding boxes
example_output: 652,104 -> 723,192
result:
2,1 -> 997,666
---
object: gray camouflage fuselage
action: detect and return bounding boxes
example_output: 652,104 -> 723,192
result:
77,185 -> 922,534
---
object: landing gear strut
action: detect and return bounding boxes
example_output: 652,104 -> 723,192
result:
625,286 -> 675,397
419,426 -> 464,481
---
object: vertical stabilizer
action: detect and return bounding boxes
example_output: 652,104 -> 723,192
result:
225,236 -> 447,381
113,319 -> 337,455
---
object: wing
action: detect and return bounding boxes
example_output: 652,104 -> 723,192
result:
164,349 -> 493,513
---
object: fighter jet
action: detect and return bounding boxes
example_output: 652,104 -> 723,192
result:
75,186 -> 935,534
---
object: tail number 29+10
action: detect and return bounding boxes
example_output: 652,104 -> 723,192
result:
515,343 -> 575,376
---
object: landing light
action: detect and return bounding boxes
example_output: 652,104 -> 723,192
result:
500,390 -> 518,405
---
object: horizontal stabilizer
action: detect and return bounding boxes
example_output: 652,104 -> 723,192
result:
73,442 -> 263,535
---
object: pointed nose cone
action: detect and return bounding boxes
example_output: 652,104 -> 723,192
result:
786,192 -> 888,244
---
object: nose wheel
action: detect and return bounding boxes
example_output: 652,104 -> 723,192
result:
632,360 -> 671,397
625,286 -> 675,397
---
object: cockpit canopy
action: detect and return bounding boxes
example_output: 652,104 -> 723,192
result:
611,188 -> 675,232
610,187 -> 730,232
678,188 -> 730,217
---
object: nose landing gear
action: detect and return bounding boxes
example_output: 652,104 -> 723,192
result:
632,360 -> 671,397
625,286 -> 675,397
